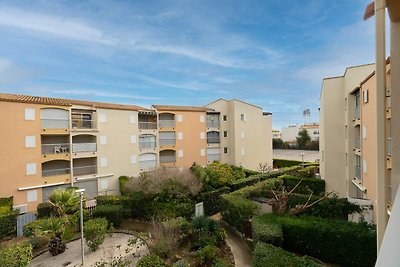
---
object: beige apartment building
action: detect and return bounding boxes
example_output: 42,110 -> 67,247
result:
0,94 -> 272,212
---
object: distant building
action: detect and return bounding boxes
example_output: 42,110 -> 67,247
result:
300,123 -> 319,141
272,130 -> 281,139
281,123 -> 319,142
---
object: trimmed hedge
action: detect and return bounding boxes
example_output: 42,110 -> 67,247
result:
253,242 -> 321,267
252,216 -> 283,246
243,169 -> 260,177
296,165 -> 319,178
152,201 -> 194,219
200,186 -> 231,216
273,159 -> 304,168
92,205 -> 123,227
37,202 -> 54,218
118,175 -> 130,195
280,175 -> 325,195
230,178 -> 283,198
0,197 -> 13,210
0,244 -> 32,267
220,195 -> 259,232
256,214 -> 377,267
96,195 -> 132,218
0,209 -> 19,238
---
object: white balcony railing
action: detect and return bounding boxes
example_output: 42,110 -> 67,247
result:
207,137 -> 220,144
160,155 -> 176,164
207,121 -> 220,128
139,121 -> 157,130
159,120 -> 175,128
72,119 -> 96,129
355,107 -> 360,119
355,136 -> 361,149
73,165 -> 97,176
207,154 -> 221,162
139,160 -> 157,170
355,166 -> 362,180
42,143 -> 70,154
387,138 -> 392,156
42,167 -> 70,177
139,140 -> 157,149
72,143 -> 97,153
41,118 -> 69,129
159,138 -> 176,146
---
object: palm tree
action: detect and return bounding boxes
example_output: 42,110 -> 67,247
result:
48,188 -> 80,217
34,217 -> 68,256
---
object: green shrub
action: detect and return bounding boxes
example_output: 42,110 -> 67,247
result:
220,195 -> 259,232
92,205 -> 123,227
84,218 -> 108,251
0,206 -> 10,214
252,216 -> 283,246
243,168 -> 260,177
161,217 -> 190,244
200,187 -> 231,215
119,175 -> 131,195
256,214 -> 376,267
37,202 -> 54,218
296,165 -> 319,178
130,192 -> 153,218
230,178 -> 283,198
0,197 -> 13,211
253,242 -> 321,267
172,259 -> 190,267
23,219 -> 43,237
0,244 -> 32,267
196,245 -> 220,266
137,254 -> 168,267
96,195 -> 132,218
280,175 -> 325,195
273,159 -> 304,168
152,200 -> 194,219
0,209 -> 19,238
194,162 -> 245,190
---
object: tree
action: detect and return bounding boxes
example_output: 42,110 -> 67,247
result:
258,163 -> 273,173
48,188 -> 80,217
34,217 -> 68,256
272,138 -> 284,149
296,129 -> 311,149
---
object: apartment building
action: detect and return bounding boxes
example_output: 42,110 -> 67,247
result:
272,130 -> 282,139
205,99 -> 272,171
281,123 -> 319,142
300,123 -> 319,141
0,94 -> 272,212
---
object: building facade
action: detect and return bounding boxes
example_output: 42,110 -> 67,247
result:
0,94 -> 272,212
272,130 -> 282,139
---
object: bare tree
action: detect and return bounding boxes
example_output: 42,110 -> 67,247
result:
258,162 -> 273,173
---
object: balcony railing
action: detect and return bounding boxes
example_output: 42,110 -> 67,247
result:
139,140 -> 157,149
355,107 -> 360,119
207,121 -> 220,128
355,136 -> 361,149
41,118 -> 69,129
159,120 -> 175,128
42,167 -> 70,177
72,143 -> 97,153
388,185 -> 393,204
139,121 -> 158,130
207,154 -> 221,162
160,155 -> 176,164
72,119 -> 96,129
139,160 -> 157,170
207,137 -> 220,144
159,138 -> 176,146
387,138 -> 392,156
355,166 -> 362,179
73,165 -> 97,176
42,143 -> 70,154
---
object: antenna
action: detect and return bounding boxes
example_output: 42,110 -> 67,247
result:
303,109 -> 310,125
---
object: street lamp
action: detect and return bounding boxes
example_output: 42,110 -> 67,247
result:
76,189 -> 86,266
301,153 -> 305,167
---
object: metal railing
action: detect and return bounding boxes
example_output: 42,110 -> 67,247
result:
355,136 -> 361,149
355,107 -> 360,119
41,118 -> 69,129
207,154 -> 221,162
207,137 -> 220,144
41,143 -> 70,154
160,155 -> 176,163
139,140 -> 157,149
159,138 -> 176,146
159,120 -> 175,128
207,121 -> 220,128
388,185 -> 393,203
139,160 -> 157,170
355,166 -> 362,180
72,143 -> 97,153
387,137 -> 392,156
139,121 -> 157,130
42,167 -> 70,177
73,165 -> 97,176
72,119 -> 96,129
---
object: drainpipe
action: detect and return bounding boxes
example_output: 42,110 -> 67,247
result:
375,0 -> 388,251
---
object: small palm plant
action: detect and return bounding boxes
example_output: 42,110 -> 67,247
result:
34,217 -> 68,256
48,188 -> 80,217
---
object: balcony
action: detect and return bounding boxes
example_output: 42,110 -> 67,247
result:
72,119 -> 96,130
139,135 -> 157,149
72,143 -> 97,153
160,150 -> 176,164
207,121 -> 220,128
40,108 -> 69,130
139,121 -> 158,130
355,166 -> 362,180
73,165 -> 97,176
207,154 -> 220,162
41,118 -> 69,129
159,138 -> 176,146
159,113 -> 175,128
139,160 -> 157,171
42,143 -> 70,154
207,131 -> 220,144
42,167 -> 70,177
42,160 -> 70,178
139,112 -> 158,130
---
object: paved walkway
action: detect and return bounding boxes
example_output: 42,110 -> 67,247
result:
273,149 -> 319,162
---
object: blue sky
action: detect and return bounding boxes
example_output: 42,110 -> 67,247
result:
0,0 -> 375,129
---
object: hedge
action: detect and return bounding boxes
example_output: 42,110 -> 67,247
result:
0,197 -> 13,210
253,242 -> 321,267
220,195 -> 259,232
0,244 -> 32,267
137,254 -> 168,267
0,209 -> 19,238
230,178 -> 283,198
151,201 -> 194,219
252,216 -> 283,246
255,214 -> 376,267
296,165 -> 319,178
96,195 -> 132,218
273,159 -> 304,168
243,168 -> 260,177
200,186 -> 231,216
118,175 -> 131,195
37,202 -> 54,218
92,205 -> 123,227
279,175 -> 325,195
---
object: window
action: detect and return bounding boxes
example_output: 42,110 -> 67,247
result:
100,157 -> 108,167
224,147 -> 228,154
240,131 -> 245,139
177,114 -> 183,122
200,115 -> 205,123
178,149 -> 184,158
363,90 -> 369,103
178,132 -> 183,140
224,131 -> 228,138
25,136 -> 36,148
313,131 -> 319,135
26,163 -> 37,175
240,114 -> 246,121
100,135 -> 107,145
130,135 -> 137,144
200,132 -> 205,140
99,113 -> 107,123
223,115 -> 227,122
27,190 -> 38,202
25,108 -> 35,121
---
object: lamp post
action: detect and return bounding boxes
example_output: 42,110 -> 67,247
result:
76,189 -> 86,266
301,153 -> 305,167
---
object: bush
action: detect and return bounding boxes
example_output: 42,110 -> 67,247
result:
0,244 -> 32,267
194,162 -> 245,190
130,192 -> 154,218
84,218 -> 108,251
273,159 -> 303,168
243,168 -> 260,177
37,202 -> 54,218
161,217 -> 190,244
256,214 -> 376,267
152,200 -> 194,219
196,245 -> 220,266
137,254 -> 168,267
23,219 -> 43,237
220,195 -> 259,232
0,197 -> 13,211
200,187 -> 231,215
252,216 -> 283,246
230,178 -> 283,198
296,165 -> 319,178
172,259 -> 190,267
280,175 -> 325,195
253,242 -> 321,267
119,175 -> 131,195
96,195 -> 132,218
92,205 -> 123,227
0,209 -> 19,238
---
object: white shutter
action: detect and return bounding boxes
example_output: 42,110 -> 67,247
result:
177,114 -> 183,122
27,190 -> 38,202
100,157 -> 108,167
131,155 -> 137,164
178,132 -> 183,140
25,136 -> 36,148
100,135 -> 107,145
130,114 -> 137,124
362,126 -> 367,139
26,163 -> 37,175
130,135 -> 137,144
25,108 -> 35,121
200,149 -> 205,156
200,115 -> 205,123
99,113 -> 107,123
200,132 -> 205,140
178,150 -> 184,158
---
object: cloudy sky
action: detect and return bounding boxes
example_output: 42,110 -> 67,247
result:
0,0 -> 376,129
